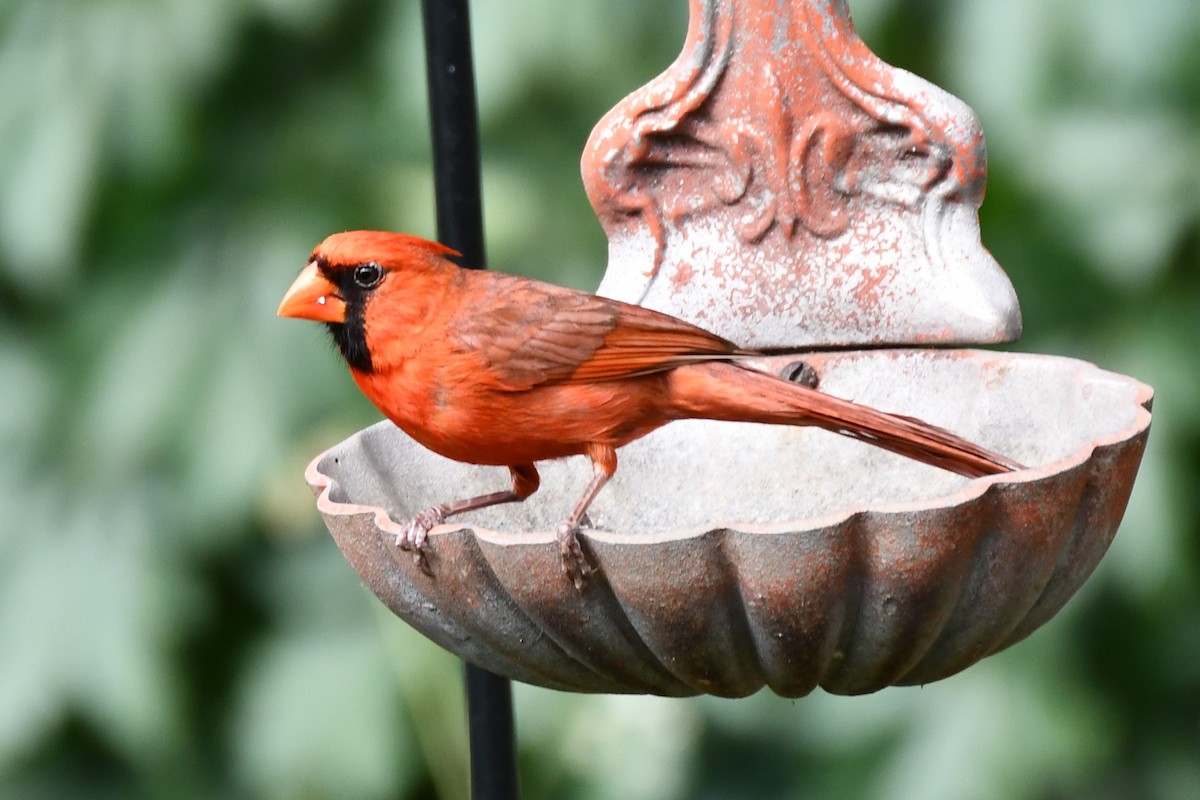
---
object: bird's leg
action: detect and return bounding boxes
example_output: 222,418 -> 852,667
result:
399,463 -> 540,573
559,445 -> 616,589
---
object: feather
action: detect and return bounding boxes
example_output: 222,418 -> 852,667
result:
450,271 -> 753,390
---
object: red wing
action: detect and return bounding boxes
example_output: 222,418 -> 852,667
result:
568,304 -> 751,382
453,272 -> 750,391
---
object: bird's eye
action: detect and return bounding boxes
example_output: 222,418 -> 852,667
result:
352,263 -> 383,289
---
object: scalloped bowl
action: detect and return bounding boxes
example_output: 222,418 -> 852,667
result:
304,350 -> 1151,697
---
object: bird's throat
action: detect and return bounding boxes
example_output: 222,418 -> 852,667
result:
326,318 -> 373,373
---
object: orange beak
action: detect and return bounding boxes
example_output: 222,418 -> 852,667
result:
277,262 -> 346,323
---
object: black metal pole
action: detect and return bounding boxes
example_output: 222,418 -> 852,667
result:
422,0 -> 486,268
420,3 -> 520,800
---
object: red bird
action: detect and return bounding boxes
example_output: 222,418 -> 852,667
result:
279,231 -> 1020,587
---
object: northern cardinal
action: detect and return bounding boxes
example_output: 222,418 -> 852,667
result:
279,231 -> 1020,588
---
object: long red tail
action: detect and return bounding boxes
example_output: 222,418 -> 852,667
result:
668,362 -> 1022,478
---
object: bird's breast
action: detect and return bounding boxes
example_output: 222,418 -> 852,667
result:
352,364 -> 674,467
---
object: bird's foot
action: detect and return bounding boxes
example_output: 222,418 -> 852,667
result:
397,506 -> 444,575
780,359 -> 819,389
557,521 -> 593,590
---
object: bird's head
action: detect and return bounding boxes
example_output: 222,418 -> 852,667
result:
277,230 -> 461,372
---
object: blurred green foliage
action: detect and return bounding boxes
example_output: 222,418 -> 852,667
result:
0,0 -> 1197,798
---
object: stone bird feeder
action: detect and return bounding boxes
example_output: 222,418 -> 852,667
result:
303,0 -> 1151,696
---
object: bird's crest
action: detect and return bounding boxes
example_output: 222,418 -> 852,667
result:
313,230 -> 461,268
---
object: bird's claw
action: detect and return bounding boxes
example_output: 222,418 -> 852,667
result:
557,521 -> 593,590
780,359 -> 819,389
397,506 -> 444,575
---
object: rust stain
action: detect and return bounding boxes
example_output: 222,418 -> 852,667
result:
671,259 -> 696,292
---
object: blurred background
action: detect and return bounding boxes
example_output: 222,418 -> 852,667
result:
1,0 -> 1197,797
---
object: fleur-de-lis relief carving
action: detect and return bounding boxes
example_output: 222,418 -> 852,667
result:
583,0 -> 1019,348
